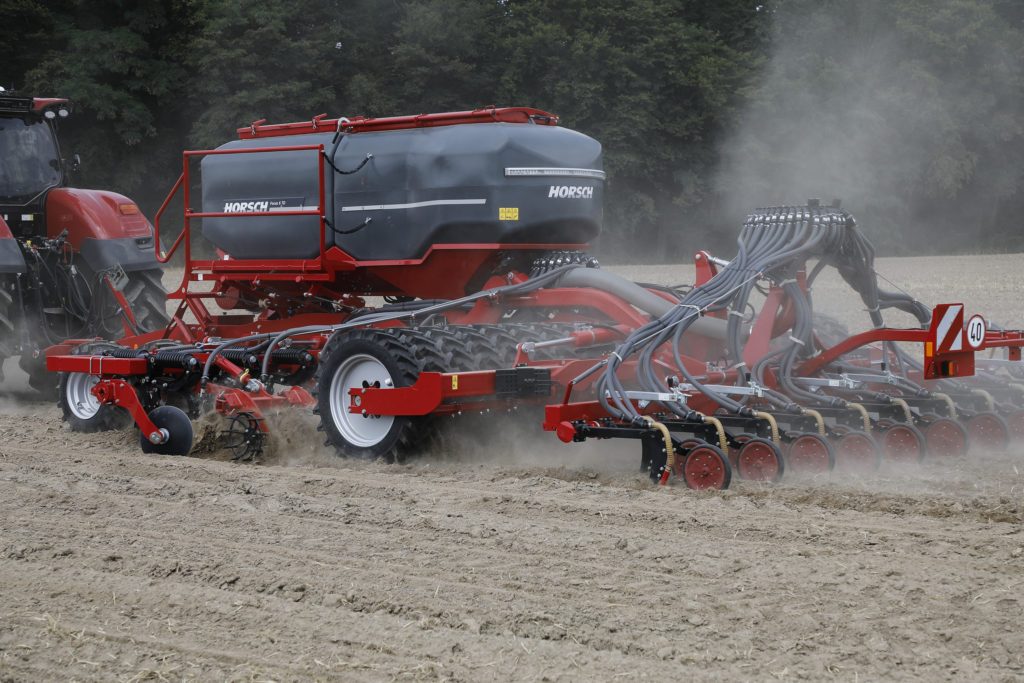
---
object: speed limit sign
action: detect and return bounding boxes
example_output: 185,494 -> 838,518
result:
966,314 -> 986,349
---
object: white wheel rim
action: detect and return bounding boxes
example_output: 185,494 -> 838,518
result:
328,353 -> 395,448
65,372 -> 101,420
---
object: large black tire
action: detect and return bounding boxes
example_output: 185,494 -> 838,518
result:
316,328 -> 449,461
18,352 -> 58,397
57,341 -> 132,432
0,283 -> 15,381
316,322 -> 602,461
21,268 -> 168,398
90,267 -> 169,338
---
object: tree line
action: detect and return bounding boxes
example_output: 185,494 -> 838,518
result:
5,0 -> 1024,261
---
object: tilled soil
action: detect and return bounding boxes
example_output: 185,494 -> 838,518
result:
1,256 -> 1023,681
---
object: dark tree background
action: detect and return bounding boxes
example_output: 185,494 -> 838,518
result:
6,0 -> 1024,261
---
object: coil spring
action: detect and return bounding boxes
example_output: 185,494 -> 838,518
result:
529,250 -> 599,277
148,350 -> 201,370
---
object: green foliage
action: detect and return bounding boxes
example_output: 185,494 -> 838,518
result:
6,0 -> 1024,259
17,0 -> 194,210
184,0 -> 345,148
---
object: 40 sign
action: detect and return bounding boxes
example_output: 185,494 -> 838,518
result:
966,314 -> 987,350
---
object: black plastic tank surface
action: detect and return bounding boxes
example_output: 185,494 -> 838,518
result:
201,121 -> 604,261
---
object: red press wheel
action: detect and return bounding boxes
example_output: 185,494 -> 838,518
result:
880,423 -> 926,464
965,412 -> 1010,453
735,437 -> 784,482
786,433 -> 835,474
1005,410 -> 1024,442
670,439 -> 704,479
923,418 -> 969,458
832,431 -> 880,474
727,433 -> 753,473
681,445 -> 732,490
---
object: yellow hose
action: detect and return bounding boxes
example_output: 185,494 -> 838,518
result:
754,411 -> 781,446
802,408 -> 826,436
971,389 -> 995,411
848,402 -> 871,432
934,392 -> 957,418
1010,383 -> 1024,396
701,414 -> 729,453
891,398 -> 913,423
642,416 -> 675,484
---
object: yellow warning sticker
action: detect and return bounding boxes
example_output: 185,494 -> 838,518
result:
499,207 -> 519,221
452,375 -> 459,390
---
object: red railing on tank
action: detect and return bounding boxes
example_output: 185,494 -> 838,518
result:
153,144 -> 326,271
238,106 -> 559,140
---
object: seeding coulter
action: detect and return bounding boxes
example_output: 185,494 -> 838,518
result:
44,107 -> 1024,489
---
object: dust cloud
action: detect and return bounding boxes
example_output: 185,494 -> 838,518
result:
715,2 -> 1024,252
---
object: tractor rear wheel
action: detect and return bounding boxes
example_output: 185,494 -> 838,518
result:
92,268 -> 168,337
0,282 -> 14,381
19,268 -> 168,398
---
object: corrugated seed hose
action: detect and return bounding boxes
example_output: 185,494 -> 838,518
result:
971,389 -> 996,411
701,414 -> 729,453
802,408 -> 826,436
848,402 -> 871,432
891,398 -> 913,423
754,411 -> 780,446
934,392 -> 958,418
642,417 -> 675,485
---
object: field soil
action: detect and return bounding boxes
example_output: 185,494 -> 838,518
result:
1,255 -> 1023,680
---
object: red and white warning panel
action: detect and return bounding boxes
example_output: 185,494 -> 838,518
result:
925,303 -> 974,379
934,303 -> 964,352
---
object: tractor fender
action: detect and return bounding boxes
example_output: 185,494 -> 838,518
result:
0,216 -> 26,273
45,188 -> 160,272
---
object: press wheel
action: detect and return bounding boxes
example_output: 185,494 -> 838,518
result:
735,437 -> 784,482
965,412 -> 1010,453
832,430 -> 880,474
786,433 -> 835,474
681,444 -> 732,490
880,423 -> 926,464
923,418 -> 969,458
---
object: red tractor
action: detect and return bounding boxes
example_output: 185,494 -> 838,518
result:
43,106 -> 1024,488
0,89 -> 166,392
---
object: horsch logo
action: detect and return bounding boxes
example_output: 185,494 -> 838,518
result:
223,200 -> 270,213
548,185 -> 594,199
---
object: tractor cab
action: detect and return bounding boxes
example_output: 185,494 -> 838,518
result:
0,92 -> 71,236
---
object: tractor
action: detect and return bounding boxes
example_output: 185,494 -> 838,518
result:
0,88 -> 166,392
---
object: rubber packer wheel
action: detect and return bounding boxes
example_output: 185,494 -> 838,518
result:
58,342 -> 133,433
923,418 -> 969,458
880,423 -> 926,464
786,433 -> 835,474
832,430 -> 880,474
681,444 -> 732,490
316,328 -> 449,461
965,412 -> 1010,453
735,437 -> 784,482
